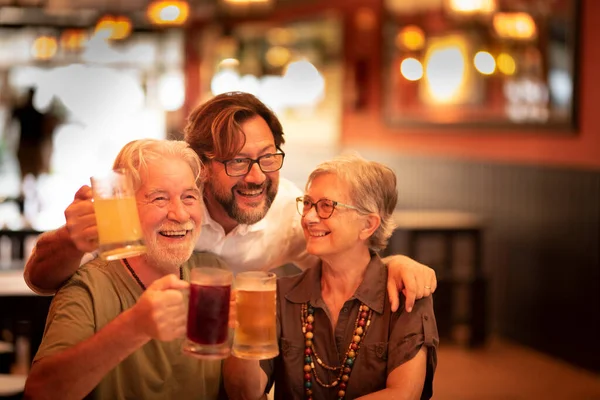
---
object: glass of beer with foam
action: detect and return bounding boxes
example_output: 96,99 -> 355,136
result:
232,271 -> 279,360
90,169 -> 146,260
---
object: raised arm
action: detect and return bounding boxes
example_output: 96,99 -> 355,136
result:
24,185 -> 97,294
24,274 -> 188,400
384,255 -> 437,313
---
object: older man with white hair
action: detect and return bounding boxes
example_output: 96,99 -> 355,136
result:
24,139 -> 227,400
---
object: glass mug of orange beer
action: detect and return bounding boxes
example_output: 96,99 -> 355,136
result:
90,169 -> 146,260
232,271 -> 279,360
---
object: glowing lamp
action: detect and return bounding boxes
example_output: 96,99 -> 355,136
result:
147,1 -> 190,25
94,15 -> 132,40
32,36 -> 58,60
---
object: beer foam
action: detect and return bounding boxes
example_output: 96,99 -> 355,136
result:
236,285 -> 275,292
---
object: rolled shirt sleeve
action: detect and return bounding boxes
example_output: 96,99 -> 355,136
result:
387,295 -> 439,399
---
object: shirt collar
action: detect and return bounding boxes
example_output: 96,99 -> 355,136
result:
285,253 -> 387,314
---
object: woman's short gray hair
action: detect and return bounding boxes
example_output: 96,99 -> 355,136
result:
306,153 -> 398,251
112,139 -> 204,191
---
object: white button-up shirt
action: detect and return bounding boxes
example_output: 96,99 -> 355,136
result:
194,177 -> 317,274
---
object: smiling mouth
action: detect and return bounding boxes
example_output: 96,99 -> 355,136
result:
159,230 -> 191,239
308,232 -> 330,237
235,187 -> 264,197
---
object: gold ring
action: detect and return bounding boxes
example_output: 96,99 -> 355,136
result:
424,286 -> 431,289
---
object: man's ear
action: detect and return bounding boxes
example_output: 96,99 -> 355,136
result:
359,213 -> 381,241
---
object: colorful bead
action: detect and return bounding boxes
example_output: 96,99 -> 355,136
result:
302,301 -> 372,399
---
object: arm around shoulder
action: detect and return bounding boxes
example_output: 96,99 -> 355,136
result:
24,225 -> 85,295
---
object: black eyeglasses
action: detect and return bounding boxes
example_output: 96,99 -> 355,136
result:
296,196 -> 359,219
217,150 -> 285,177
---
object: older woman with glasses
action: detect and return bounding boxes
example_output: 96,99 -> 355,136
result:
224,154 -> 439,400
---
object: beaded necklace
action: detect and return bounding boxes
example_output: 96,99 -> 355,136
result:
301,302 -> 373,400
122,258 -> 183,291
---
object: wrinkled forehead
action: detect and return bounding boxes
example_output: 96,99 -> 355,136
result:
136,157 -> 198,192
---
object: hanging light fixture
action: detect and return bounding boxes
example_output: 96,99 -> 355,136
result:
147,1 -> 190,26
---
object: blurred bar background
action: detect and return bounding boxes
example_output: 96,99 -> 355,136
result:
0,0 -> 598,398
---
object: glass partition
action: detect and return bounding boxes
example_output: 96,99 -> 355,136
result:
383,0 -> 580,131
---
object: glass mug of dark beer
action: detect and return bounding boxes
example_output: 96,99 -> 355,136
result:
232,271 -> 279,360
182,267 -> 233,359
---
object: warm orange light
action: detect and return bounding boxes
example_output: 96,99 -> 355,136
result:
223,0 -> 270,3
31,36 -> 58,60
396,25 -> 425,51
493,12 -> 537,40
147,1 -> 189,25
95,15 -> 132,40
497,52 -> 516,75
113,17 -> 132,40
60,29 -> 89,51
447,0 -> 497,14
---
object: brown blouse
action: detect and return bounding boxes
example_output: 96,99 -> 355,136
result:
260,254 -> 439,399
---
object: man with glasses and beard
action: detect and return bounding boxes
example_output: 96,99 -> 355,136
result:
24,92 -> 437,312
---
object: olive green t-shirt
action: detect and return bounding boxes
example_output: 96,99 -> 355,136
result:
33,252 -> 227,400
